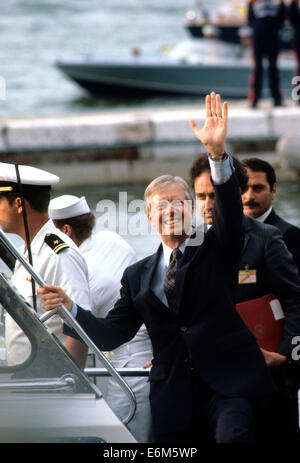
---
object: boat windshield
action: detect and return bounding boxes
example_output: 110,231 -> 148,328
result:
213,1 -> 247,26
169,39 -> 245,63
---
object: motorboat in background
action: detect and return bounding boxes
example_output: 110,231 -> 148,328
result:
184,1 -> 294,50
55,39 -> 294,99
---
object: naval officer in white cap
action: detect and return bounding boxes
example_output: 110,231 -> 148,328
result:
49,194 -> 153,443
0,162 -> 91,367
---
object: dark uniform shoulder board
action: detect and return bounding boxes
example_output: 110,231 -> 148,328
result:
44,233 -> 70,254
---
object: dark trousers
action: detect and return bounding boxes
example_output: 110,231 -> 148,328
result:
265,366 -> 300,443
154,370 -> 259,444
294,32 -> 300,76
250,35 -> 282,104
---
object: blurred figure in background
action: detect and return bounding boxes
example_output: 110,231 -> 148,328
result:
247,0 -> 286,108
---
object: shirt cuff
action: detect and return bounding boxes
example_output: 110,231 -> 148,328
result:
208,152 -> 235,185
63,302 -> 78,328
71,301 -> 78,319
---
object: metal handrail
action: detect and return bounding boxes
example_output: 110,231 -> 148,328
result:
84,368 -> 150,378
0,229 -> 136,425
0,374 -> 76,392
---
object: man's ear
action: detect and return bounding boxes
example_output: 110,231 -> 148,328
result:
62,224 -> 72,237
15,197 -> 23,213
147,205 -> 153,224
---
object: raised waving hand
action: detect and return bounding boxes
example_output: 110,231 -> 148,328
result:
190,92 -> 228,160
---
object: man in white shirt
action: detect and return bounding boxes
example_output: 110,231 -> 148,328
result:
48,195 -> 153,443
0,163 -> 91,367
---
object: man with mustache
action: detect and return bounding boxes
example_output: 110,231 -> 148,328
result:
242,157 -> 300,273
190,154 -> 300,441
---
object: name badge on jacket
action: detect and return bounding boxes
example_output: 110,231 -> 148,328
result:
239,269 -> 257,284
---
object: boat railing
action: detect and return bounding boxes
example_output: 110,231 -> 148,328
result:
0,374 -> 77,393
84,367 -> 149,378
0,229 -> 137,426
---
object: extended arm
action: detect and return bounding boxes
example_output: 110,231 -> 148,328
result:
38,270 -> 143,352
190,92 -> 244,262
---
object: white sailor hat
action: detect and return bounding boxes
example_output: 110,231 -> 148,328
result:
49,195 -> 90,220
0,162 -> 59,192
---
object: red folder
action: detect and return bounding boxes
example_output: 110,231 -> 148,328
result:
236,294 -> 284,352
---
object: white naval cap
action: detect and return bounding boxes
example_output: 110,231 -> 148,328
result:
0,162 -> 59,192
49,195 -> 90,220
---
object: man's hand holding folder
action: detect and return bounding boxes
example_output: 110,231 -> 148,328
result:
236,293 -> 287,367
260,348 -> 287,367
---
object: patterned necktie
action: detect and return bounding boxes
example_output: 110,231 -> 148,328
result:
164,248 -> 182,313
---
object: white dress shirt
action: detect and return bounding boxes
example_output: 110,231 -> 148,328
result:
80,230 -> 136,318
255,206 -> 273,223
151,240 -> 187,306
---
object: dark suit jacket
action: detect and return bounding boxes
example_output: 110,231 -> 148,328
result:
237,215 -> 300,359
265,208 -> 300,274
69,174 -> 275,435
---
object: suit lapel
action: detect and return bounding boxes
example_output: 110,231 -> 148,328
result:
264,208 -> 277,226
140,245 -> 162,292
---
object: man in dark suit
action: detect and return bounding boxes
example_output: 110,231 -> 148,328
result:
190,154 -> 300,441
38,93 -> 275,443
242,157 -> 300,273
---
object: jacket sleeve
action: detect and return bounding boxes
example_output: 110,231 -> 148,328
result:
64,269 -> 143,351
212,170 -> 244,267
263,228 -> 300,359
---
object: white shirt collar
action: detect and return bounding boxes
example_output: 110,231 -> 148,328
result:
256,206 -> 273,223
26,219 -> 53,255
161,240 -> 187,266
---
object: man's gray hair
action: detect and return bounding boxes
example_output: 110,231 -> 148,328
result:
144,174 -> 194,215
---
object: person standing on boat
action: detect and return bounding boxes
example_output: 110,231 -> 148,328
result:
48,195 -> 153,443
39,93 -> 276,444
288,0 -> 300,103
247,0 -> 286,107
0,164 -> 91,368
190,153 -> 300,441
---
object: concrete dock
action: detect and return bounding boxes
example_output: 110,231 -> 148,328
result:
1,100 -> 299,187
